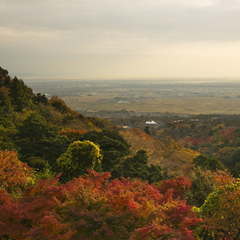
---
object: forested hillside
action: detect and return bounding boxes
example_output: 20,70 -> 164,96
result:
1,66 -> 240,239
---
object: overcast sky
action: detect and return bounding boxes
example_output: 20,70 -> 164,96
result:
1,0 -> 240,80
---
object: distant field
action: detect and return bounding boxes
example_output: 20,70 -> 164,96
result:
25,79 -> 240,115
65,96 -> 240,115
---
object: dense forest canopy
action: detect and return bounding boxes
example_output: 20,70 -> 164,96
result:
1,66 -> 240,239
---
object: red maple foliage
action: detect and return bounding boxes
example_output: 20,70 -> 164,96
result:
0,171 -> 201,240
158,176 -> 192,199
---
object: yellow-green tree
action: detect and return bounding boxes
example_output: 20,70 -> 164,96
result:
57,140 -> 102,182
196,171 -> 240,239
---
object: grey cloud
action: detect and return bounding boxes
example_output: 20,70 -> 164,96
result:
1,0 -> 240,42
2,0 -> 240,79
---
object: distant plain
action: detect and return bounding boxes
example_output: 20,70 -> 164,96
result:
25,79 -> 240,115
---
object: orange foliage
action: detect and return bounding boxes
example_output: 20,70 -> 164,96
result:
49,95 -> 77,115
59,129 -> 87,139
213,170 -> 237,188
160,138 -> 199,177
166,148 -> 199,176
120,128 -> 163,164
131,128 -> 154,141
120,129 -> 199,177
0,150 -> 33,192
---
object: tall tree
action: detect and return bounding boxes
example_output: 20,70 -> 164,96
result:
57,140 -> 102,182
196,171 -> 240,239
79,129 -> 131,171
16,113 -> 69,170
0,89 -> 12,112
111,149 -> 164,184
9,77 -> 34,112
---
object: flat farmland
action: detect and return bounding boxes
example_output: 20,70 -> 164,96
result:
64,96 -> 240,114
25,79 -> 240,115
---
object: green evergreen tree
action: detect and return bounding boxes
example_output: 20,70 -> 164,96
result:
16,113 -> 70,170
10,77 -> 34,112
111,149 -> 164,184
0,89 -> 12,112
193,154 -> 224,172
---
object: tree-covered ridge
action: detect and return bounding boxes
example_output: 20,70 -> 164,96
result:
0,67 -> 167,185
111,111 -> 240,177
1,66 -> 240,239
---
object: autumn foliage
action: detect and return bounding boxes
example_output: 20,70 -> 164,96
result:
0,170 -> 202,240
50,95 -> 76,115
0,150 -> 33,193
59,129 -> 87,139
196,171 -> 240,240
158,176 -> 192,199
3,67 -> 240,239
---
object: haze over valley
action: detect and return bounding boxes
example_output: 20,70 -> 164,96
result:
25,79 -> 240,116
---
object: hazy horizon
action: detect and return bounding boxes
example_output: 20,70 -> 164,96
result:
2,0 -> 240,80
23,77 -> 240,85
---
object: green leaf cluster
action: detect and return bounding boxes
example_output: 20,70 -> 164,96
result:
111,149 -> 164,184
193,154 -> 224,172
79,129 -> 131,171
57,140 -> 102,182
